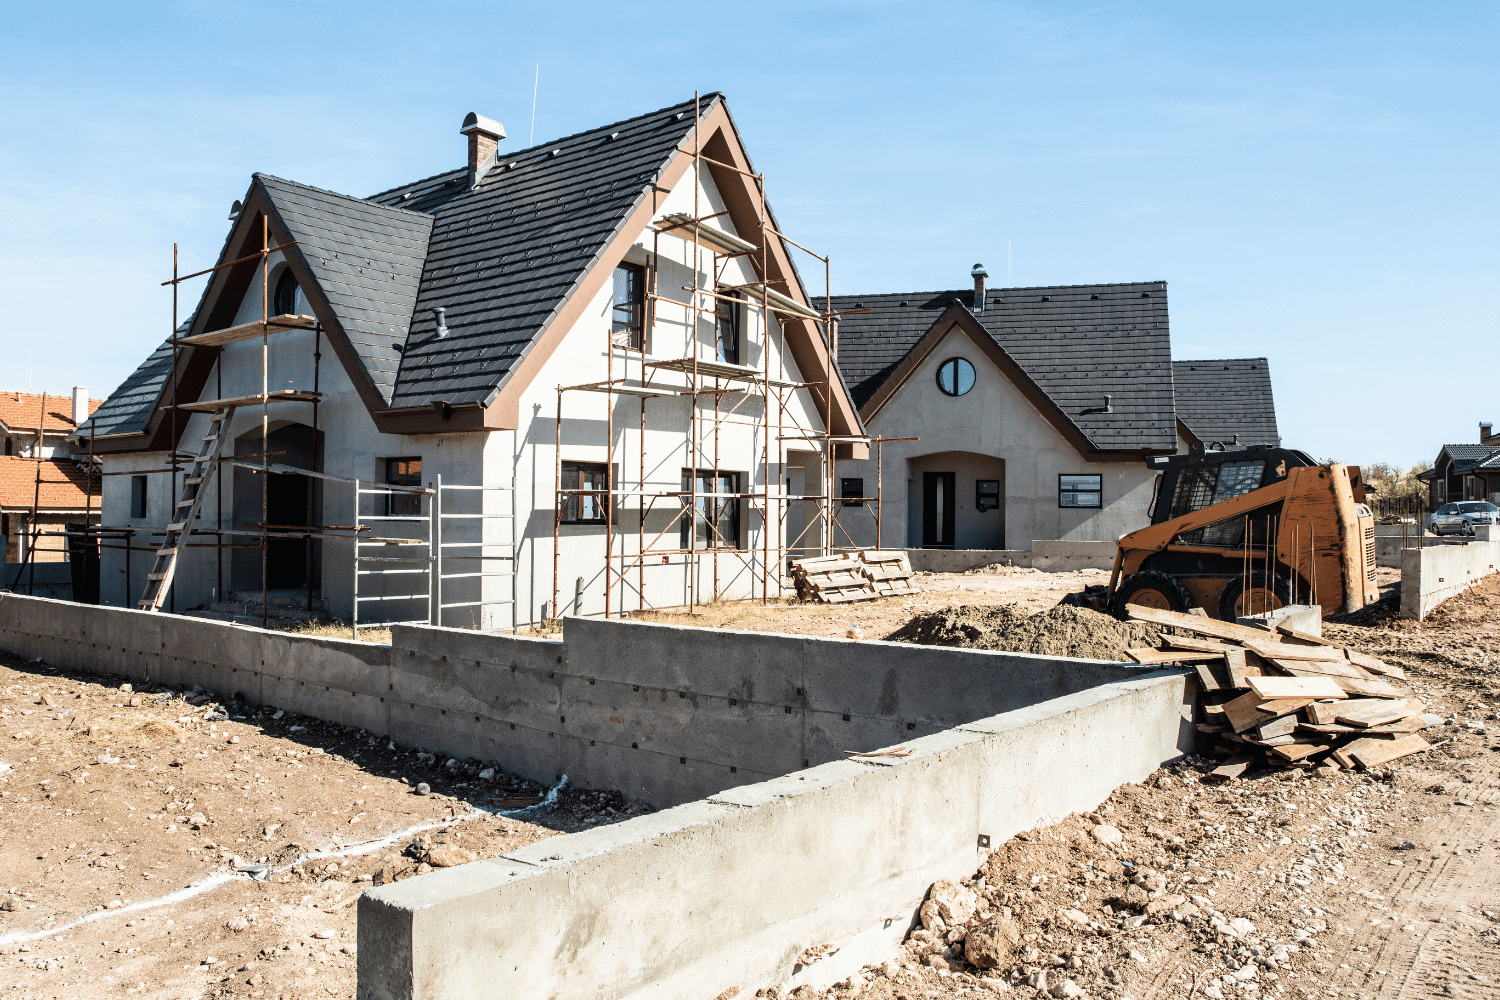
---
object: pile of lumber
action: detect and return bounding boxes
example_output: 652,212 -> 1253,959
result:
1123,605 -> 1435,777
790,550 -> 920,604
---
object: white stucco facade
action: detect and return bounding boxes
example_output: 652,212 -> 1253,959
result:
96,164 -> 833,628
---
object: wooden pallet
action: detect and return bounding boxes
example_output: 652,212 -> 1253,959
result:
857,550 -> 919,596
790,555 -> 878,603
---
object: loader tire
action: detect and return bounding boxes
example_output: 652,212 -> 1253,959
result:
1217,572 -> 1292,621
1111,571 -> 1192,617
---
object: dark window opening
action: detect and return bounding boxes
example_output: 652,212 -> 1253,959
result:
384,457 -> 423,517
3,436 -> 11,456
715,289 -> 740,364
273,268 -> 300,317
682,470 -> 740,548
937,357 -> 976,396
976,479 -> 1000,512
130,475 -> 148,519
1059,474 -> 1102,509
560,462 -> 610,524
612,263 -> 645,350
840,477 -> 865,507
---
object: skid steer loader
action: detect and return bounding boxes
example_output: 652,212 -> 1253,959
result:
1084,448 -> 1379,621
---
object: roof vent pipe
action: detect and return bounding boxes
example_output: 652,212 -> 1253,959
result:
433,307 -> 448,339
970,263 -> 987,312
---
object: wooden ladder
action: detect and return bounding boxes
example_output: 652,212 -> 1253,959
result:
137,406 -> 236,612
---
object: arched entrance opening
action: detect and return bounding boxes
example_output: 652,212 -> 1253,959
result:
906,450 -> 1006,549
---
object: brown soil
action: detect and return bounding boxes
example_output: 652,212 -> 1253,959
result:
0,652 -> 640,999
883,604 -> 1166,661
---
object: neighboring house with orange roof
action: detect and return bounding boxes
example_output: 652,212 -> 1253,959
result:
0,388 -> 102,569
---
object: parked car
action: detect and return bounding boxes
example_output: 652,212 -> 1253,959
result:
1428,501 -> 1500,536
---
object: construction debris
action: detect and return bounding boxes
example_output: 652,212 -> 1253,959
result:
1125,605 -> 1434,774
791,550 -> 917,603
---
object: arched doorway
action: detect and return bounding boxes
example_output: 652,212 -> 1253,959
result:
232,423 -> 323,593
906,451 -> 1006,549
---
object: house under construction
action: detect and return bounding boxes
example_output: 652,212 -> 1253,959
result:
76,93 -> 877,631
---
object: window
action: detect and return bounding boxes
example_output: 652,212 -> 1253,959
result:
2,437 -> 11,456
936,357 -> 976,396
1059,474 -> 1102,508
560,462 -> 610,524
130,475 -> 148,519
715,289 -> 740,364
384,457 -> 423,517
273,267 -> 300,317
612,263 -> 645,349
682,470 -> 740,548
976,479 -> 1000,512
840,477 -> 865,507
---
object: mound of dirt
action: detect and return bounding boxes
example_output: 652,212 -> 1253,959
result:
883,603 -> 1166,660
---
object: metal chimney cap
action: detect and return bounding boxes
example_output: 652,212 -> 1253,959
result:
228,199 -> 243,221
460,112 -> 506,140
971,263 -> 987,276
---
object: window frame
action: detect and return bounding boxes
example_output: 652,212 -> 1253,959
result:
383,457 -> 423,517
936,357 -> 976,397
1058,474 -> 1103,509
715,288 -> 741,365
681,469 -> 741,549
840,477 -> 865,508
611,262 -> 646,351
272,267 -> 300,317
130,475 -> 149,519
559,461 -> 611,525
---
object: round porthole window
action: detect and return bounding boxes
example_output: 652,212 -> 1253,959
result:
937,357 -> 976,397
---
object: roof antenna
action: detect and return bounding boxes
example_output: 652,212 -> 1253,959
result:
530,66 -> 539,146
433,306 -> 449,339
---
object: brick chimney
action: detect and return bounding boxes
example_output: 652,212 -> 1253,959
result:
971,263 -> 987,312
1483,421 -> 1494,443
72,386 -> 89,427
460,112 -> 506,189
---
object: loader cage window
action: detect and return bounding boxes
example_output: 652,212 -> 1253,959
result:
1168,460 -> 1264,520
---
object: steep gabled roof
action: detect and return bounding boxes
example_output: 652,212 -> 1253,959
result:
80,335 -> 179,438
1434,443 -> 1500,471
367,95 -> 717,408
256,174 -> 434,403
832,281 -> 1175,453
1172,358 -> 1279,448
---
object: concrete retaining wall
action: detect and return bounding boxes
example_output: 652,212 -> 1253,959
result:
906,539 -> 1117,574
358,669 -> 1192,1000
1399,540 -> 1500,619
0,595 -> 1157,809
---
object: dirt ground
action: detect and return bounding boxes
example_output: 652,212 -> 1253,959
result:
2,565 -> 1494,1000
0,656 -> 643,999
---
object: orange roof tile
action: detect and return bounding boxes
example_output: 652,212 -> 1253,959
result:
0,456 -> 98,513
0,390 -> 104,435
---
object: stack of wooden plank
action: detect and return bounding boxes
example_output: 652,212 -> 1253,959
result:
791,555 -> 879,603
1123,605 -> 1435,776
857,550 -> 919,597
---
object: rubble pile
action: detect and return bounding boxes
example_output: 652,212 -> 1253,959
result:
884,605 -> 1166,661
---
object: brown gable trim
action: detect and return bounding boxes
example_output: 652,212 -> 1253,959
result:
412,100 -> 868,456
860,305 -> 1162,463
98,184 -> 404,454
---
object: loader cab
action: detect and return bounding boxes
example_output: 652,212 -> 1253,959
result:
1146,447 -> 1317,525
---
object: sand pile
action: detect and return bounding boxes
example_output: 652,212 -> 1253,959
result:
883,603 -> 1166,660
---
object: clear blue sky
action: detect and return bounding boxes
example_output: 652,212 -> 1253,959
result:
2,2 -> 1495,468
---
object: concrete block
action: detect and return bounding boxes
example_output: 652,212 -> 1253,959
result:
1235,604 -> 1322,636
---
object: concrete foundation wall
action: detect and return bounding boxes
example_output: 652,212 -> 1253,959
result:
358,670 -> 1193,1000
1374,534 -> 1447,568
0,595 -> 1156,810
1399,540 -> 1500,619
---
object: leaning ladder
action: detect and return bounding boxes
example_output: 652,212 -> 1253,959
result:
137,406 -> 236,611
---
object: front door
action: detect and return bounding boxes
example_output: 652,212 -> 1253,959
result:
922,471 -> 955,548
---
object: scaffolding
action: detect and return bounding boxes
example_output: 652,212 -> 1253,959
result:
550,93 -> 909,620
56,217 -> 516,634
